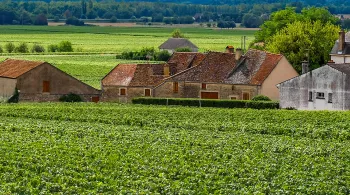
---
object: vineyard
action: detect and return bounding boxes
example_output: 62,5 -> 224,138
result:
0,103 -> 350,194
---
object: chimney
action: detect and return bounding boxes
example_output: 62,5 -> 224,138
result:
302,60 -> 309,74
226,46 -> 234,53
338,30 -> 345,54
235,48 -> 243,61
164,64 -> 170,76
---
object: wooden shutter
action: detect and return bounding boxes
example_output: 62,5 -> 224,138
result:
43,81 -> 50,93
202,83 -> 207,89
173,82 -> 178,93
145,89 -> 151,96
120,88 -> 126,95
243,92 -> 250,100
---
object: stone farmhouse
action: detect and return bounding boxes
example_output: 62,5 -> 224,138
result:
154,49 -> 298,100
101,52 -> 206,102
0,59 -> 100,102
159,38 -> 199,54
278,30 -> 350,110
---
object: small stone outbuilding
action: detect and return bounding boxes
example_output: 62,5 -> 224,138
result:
159,38 -> 199,54
0,59 -> 100,102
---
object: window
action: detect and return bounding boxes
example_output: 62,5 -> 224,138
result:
173,82 -> 178,93
316,92 -> 325,99
145,88 -> 151,96
309,91 -> 313,101
120,88 -> 126,96
43,81 -> 50,93
202,83 -> 207,89
91,96 -> 99,103
328,93 -> 333,103
243,92 -> 250,100
230,96 -> 237,100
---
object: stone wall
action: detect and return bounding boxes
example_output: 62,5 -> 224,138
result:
0,77 -> 17,101
102,86 -> 152,103
279,66 -> 346,110
154,81 -> 259,100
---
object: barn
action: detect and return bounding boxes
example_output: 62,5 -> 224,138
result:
0,59 -> 100,102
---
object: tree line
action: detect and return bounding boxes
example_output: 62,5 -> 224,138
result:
0,0 -> 350,27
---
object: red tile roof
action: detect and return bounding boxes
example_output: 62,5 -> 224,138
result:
102,63 -> 166,87
225,49 -> 283,85
167,52 -> 206,73
0,59 -> 44,78
158,49 -> 285,86
166,52 -> 238,83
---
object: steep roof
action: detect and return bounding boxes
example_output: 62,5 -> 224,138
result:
158,49 -> 285,86
166,52 -> 237,83
166,52 -> 206,73
330,31 -> 350,55
225,49 -> 283,85
0,59 -> 44,79
159,38 -> 198,50
102,63 -> 166,87
328,63 -> 350,74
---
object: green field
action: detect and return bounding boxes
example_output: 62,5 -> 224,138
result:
0,26 -> 255,53
0,103 -> 350,194
0,25 -> 256,89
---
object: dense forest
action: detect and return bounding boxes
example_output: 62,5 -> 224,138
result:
0,0 -> 349,27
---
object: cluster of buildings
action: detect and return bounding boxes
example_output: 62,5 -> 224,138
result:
2,32 -> 350,111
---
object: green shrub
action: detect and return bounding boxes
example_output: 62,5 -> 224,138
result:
53,16 -> 60,22
175,47 -> 192,52
110,16 -> 117,23
156,50 -> 171,61
7,88 -> 19,103
5,42 -> 15,53
57,41 -> 73,52
59,93 -> 82,102
252,95 -> 271,101
132,98 -> 279,109
48,44 -> 58,52
15,43 -> 29,53
31,44 -> 45,53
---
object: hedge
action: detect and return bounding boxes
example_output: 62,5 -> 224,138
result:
132,98 -> 279,109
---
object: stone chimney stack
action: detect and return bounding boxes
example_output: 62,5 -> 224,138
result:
235,48 -> 243,61
226,46 -> 234,53
164,64 -> 170,76
338,30 -> 345,54
302,60 -> 309,74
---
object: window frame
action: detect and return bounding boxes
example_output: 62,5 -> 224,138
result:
308,91 -> 313,101
144,88 -> 151,97
328,93 -> 333,103
316,92 -> 325,99
242,92 -> 250,100
201,83 -> 207,90
173,82 -> 179,93
119,88 -> 127,96
42,80 -> 50,93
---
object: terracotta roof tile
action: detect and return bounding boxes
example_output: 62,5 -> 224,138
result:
167,52 -> 206,73
167,52 -> 237,83
0,59 -> 44,78
225,49 -> 283,85
102,63 -> 166,87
